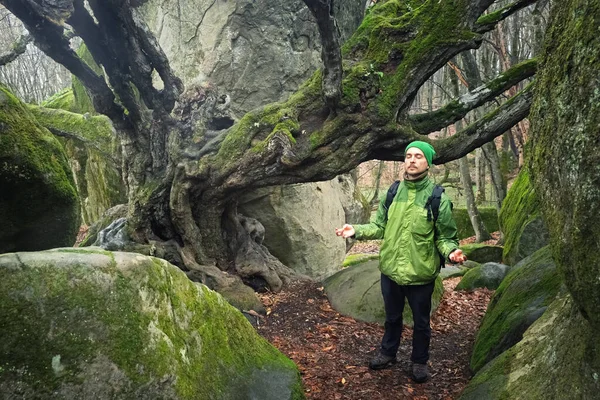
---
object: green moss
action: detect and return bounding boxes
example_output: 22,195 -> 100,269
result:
470,246 -> 563,373
342,253 -> 379,267
499,167 -> 540,265
41,88 -> 76,112
71,44 -> 103,115
28,105 -> 115,145
28,104 -> 125,224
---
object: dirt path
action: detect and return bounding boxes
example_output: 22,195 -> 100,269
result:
257,277 -> 492,400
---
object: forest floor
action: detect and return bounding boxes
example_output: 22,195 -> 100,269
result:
257,238 -> 496,400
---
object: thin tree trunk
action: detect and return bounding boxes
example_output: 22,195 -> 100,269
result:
370,160 -> 385,206
475,147 -> 487,203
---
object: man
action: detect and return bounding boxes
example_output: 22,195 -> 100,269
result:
335,141 -> 466,383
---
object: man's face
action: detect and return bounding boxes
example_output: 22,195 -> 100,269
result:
405,147 -> 429,177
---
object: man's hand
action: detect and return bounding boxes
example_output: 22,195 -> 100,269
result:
449,249 -> 467,264
335,224 -> 355,239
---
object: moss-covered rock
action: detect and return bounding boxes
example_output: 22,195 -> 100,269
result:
41,88 -> 77,113
470,246 -> 564,373
323,260 -> 444,325
0,84 -> 80,253
459,294 -> 600,400
455,262 -> 509,291
0,249 -> 303,399
452,207 -> 499,239
499,167 -> 549,265
460,243 -> 503,263
29,105 -> 126,225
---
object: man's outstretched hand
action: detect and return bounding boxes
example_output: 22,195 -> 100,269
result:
449,249 -> 467,264
335,224 -> 355,239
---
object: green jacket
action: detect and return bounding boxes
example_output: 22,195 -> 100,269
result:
354,176 -> 459,285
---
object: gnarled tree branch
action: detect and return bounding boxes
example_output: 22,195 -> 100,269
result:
408,58 -> 537,134
474,0 -> 539,34
434,84 -> 534,163
302,0 -> 342,113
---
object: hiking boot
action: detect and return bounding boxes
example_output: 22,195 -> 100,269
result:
411,363 -> 430,383
368,353 -> 397,370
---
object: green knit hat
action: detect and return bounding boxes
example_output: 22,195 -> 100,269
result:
405,141 -> 436,166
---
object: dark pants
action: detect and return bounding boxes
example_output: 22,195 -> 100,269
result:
380,274 -> 435,364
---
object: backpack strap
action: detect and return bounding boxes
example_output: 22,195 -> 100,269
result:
425,184 -> 447,268
425,184 -> 445,222
383,180 -> 401,221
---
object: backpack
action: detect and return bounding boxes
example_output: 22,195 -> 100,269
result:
383,181 -> 447,268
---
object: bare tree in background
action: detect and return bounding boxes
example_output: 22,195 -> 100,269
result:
0,5 -> 71,102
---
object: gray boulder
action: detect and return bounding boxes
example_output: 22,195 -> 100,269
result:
0,249 -> 302,399
239,177 -> 368,279
323,260 -> 444,326
460,243 -> 503,264
140,0 -> 365,118
469,246 -> 564,373
455,262 -> 509,291
0,85 -> 80,253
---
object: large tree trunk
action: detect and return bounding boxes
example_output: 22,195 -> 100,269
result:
1,0 -> 539,293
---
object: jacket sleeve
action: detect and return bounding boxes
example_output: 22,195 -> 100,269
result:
435,195 -> 459,260
353,195 -> 388,240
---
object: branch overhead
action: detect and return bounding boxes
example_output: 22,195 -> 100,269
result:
409,58 -> 537,134
474,0 -> 539,34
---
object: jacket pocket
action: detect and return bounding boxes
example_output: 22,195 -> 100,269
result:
411,208 -> 433,236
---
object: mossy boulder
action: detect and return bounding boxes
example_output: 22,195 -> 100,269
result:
41,88 -> 77,113
459,294 -> 600,400
0,249 -> 303,399
455,262 -> 509,291
460,243 -> 503,263
29,105 -> 126,225
499,168 -> 549,265
452,207 -> 499,239
470,246 -> 564,373
323,260 -> 444,325
0,85 -> 79,253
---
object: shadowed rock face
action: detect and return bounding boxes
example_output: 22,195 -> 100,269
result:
141,0 -> 365,118
0,249 -> 302,399
0,85 -> 80,253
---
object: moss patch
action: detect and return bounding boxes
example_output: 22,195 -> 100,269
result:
470,246 -> 564,373
499,167 -> 548,265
